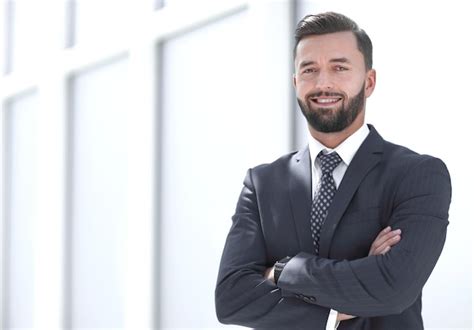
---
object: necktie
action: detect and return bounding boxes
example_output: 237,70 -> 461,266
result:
310,151 -> 343,255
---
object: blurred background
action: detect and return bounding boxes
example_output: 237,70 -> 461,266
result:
0,0 -> 472,329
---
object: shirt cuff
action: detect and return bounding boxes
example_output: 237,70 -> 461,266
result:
325,309 -> 340,330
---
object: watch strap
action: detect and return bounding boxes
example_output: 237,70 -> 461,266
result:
274,256 -> 291,284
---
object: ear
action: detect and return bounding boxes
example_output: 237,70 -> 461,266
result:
292,73 -> 297,88
364,69 -> 376,98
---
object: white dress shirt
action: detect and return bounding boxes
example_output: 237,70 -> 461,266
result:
307,124 -> 370,329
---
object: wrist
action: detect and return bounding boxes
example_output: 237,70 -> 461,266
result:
274,256 -> 291,284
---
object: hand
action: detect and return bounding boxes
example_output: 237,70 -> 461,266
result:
337,312 -> 357,321
264,266 -> 275,283
337,226 -> 402,322
369,226 -> 402,256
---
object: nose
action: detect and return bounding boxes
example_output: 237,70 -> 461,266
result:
313,69 -> 334,90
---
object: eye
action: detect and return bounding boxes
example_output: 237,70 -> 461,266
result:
302,68 -> 316,74
335,66 -> 348,71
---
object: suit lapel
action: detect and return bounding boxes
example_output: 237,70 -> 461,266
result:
289,147 -> 314,254
319,125 -> 384,258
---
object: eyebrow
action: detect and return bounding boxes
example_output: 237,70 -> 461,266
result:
299,61 -> 315,69
329,57 -> 351,64
298,57 -> 351,69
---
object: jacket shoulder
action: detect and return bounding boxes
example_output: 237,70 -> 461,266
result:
242,149 -> 304,188
381,140 -> 450,188
250,149 -> 301,174
383,140 -> 447,167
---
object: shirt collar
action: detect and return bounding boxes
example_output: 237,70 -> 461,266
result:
308,123 -> 370,167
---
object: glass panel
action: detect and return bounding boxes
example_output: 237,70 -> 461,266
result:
7,1 -> 43,72
73,0 -> 131,47
160,10 -> 272,328
6,1 -> 62,73
69,58 -> 128,328
3,91 -> 38,328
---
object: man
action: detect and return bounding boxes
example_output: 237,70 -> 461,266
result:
215,12 -> 451,330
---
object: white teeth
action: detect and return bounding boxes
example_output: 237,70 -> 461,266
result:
315,98 -> 339,103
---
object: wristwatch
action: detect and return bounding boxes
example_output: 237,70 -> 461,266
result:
274,256 -> 292,284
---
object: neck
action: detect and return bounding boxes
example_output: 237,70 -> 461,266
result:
308,113 -> 365,149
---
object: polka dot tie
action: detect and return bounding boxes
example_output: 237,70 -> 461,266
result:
310,151 -> 342,255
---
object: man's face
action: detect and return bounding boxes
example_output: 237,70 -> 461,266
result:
293,31 -> 376,133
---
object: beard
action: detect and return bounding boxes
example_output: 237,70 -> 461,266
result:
297,83 -> 366,133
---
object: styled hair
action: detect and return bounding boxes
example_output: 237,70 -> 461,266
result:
294,12 -> 373,70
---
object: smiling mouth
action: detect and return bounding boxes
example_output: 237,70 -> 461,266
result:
310,97 -> 343,106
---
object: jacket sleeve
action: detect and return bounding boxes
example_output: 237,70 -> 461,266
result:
215,168 -> 331,329
277,157 -> 452,317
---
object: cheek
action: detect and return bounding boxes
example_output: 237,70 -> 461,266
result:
338,79 -> 364,97
295,82 -> 314,98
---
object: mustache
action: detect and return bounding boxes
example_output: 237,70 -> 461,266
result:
308,91 -> 345,98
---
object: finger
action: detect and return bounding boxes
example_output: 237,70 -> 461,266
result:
372,244 -> 383,255
373,242 -> 391,255
370,227 -> 392,253
372,234 -> 400,254
372,229 -> 401,250
378,229 -> 401,245
372,235 -> 400,255
372,230 -> 395,248
337,313 -> 356,321
373,244 -> 386,255
374,226 -> 391,241
341,314 -> 356,321
378,234 -> 401,251
370,228 -> 399,254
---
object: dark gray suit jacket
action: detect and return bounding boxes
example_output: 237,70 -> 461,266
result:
215,125 -> 451,329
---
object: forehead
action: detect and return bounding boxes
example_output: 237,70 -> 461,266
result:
295,31 -> 363,67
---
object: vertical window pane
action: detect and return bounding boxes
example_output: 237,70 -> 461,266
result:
160,0 -> 292,324
3,91 -> 38,328
6,1 -> 63,73
7,1 -> 42,72
69,58 -> 128,328
160,11 -> 258,328
73,1 -> 131,47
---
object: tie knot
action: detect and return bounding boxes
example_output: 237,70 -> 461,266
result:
317,151 -> 342,174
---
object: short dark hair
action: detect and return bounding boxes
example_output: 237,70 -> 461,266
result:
294,12 -> 373,70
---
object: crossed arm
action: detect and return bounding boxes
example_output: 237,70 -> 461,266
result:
264,226 -> 402,323
215,157 -> 451,328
